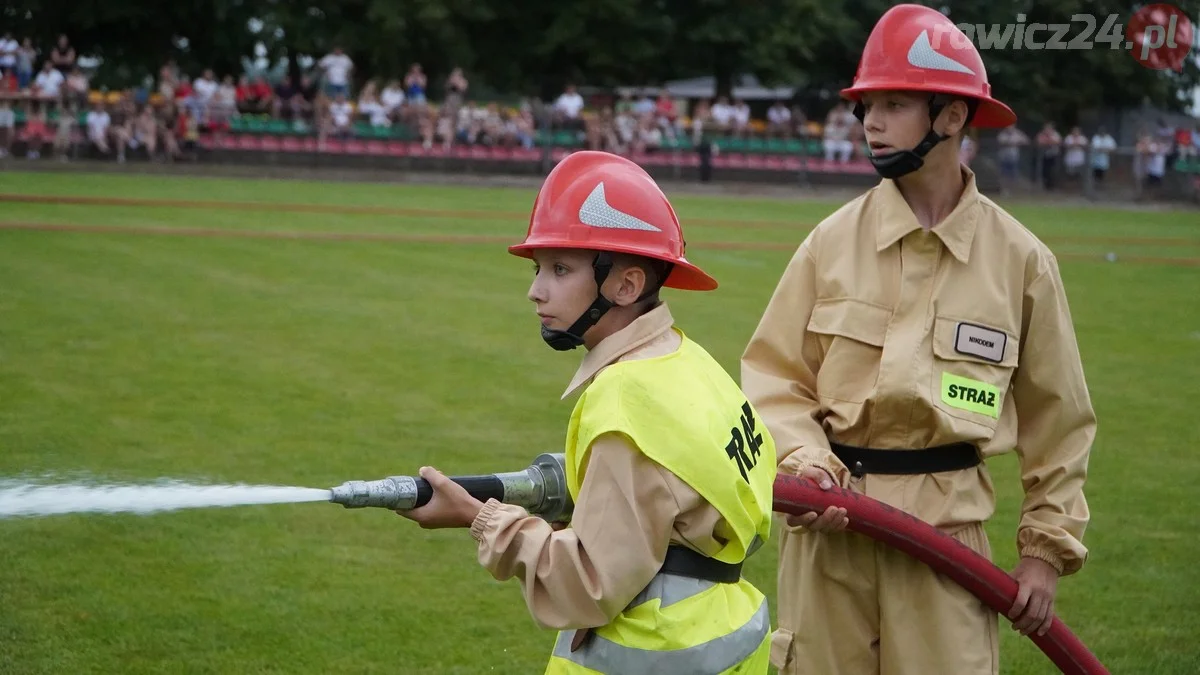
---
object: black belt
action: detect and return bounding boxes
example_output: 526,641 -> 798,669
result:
659,545 -> 742,583
831,441 -> 981,478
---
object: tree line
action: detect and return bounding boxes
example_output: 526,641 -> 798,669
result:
5,0 -> 1198,124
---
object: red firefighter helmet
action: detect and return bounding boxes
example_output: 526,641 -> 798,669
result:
509,151 -> 717,290
841,3 -> 1016,128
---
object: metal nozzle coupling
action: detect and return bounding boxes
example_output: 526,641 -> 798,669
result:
329,476 -> 422,510
328,452 -> 573,523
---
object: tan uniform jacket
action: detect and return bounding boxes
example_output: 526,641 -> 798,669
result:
469,304 -> 737,630
742,168 -> 1095,575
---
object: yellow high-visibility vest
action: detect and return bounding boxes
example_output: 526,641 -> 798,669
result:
546,329 -> 776,674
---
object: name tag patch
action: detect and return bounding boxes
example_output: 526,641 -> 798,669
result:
941,372 -> 1001,418
954,323 -> 1007,363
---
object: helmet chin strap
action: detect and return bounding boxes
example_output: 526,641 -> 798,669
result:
854,96 -> 975,180
540,253 -> 671,352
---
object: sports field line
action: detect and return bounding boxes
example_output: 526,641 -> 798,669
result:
3,221 -> 1199,268
2,193 -> 1197,249
0,193 -> 803,231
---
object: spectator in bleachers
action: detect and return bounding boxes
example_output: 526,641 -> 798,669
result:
235,75 -> 269,115
444,66 -> 468,116
997,123 -> 1028,180
158,60 -> 179,99
108,98 -> 133,163
319,46 -> 354,98
65,67 -> 88,107
1138,132 -> 1167,187
823,102 -> 853,163
0,33 -> 15,79
709,96 -> 734,136
191,69 -> 218,121
86,101 -> 112,157
156,103 -> 183,161
357,80 -> 390,127
15,38 -> 36,91
1175,125 -> 1194,159
654,92 -> 678,141
636,112 -> 663,153
328,92 -> 353,136
53,102 -> 75,161
731,98 -> 751,138
174,104 -> 199,156
513,107 -> 536,149
33,61 -> 64,102
210,75 -> 238,126
766,100 -> 791,138
1036,121 -> 1062,189
1062,126 -> 1088,178
272,74 -> 301,120
50,35 -> 75,77
553,83 -> 585,131
0,68 -> 14,95
633,92 -> 655,117
0,99 -> 13,158
380,79 -> 405,123
21,103 -> 52,159
404,63 -> 428,105
132,106 -> 159,159
173,73 -> 192,108
614,91 -> 635,116
1090,127 -> 1116,182
586,106 -> 619,153
614,105 -> 637,151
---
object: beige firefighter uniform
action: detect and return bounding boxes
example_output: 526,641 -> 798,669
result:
471,302 -> 773,673
741,166 -> 1096,675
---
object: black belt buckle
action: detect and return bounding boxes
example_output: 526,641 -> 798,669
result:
659,546 -> 743,583
831,441 -> 981,478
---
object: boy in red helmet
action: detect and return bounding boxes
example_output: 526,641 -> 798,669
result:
742,5 -> 1096,675
401,150 -> 777,674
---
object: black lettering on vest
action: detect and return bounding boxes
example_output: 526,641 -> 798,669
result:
740,402 -> 763,463
727,401 -> 763,483
948,384 -> 960,399
985,392 -> 996,407
968,336 -> 995,349
726,428 -> 749,482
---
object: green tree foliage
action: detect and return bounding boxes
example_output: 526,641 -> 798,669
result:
3,0 -> 1196,120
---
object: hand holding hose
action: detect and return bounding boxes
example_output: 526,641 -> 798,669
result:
784,466 -> 850,532
397,467 -> 486,529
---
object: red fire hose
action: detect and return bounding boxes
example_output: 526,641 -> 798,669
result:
772,474 -> 1110,675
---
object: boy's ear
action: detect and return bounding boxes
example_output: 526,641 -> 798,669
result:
614,263 -> 648,306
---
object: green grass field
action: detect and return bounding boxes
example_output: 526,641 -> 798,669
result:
0,170 -> 1197,674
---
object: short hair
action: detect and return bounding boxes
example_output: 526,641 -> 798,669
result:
612,252 -> 671,310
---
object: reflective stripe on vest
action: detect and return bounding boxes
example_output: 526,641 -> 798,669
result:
550,574 -> 771,675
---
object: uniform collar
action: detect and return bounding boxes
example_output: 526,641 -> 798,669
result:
874,165 -> 981,264
561,302 -> 676,400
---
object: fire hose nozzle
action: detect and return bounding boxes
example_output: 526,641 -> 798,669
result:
328,452 -> 573,523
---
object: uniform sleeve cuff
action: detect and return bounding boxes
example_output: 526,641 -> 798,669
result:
1020,545 -> 1066,576
470,498 -> 503,543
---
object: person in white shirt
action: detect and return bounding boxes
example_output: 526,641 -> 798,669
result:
554,84 -> 585,130
380,79 -> 405,122
85,102 -> 112,155
767,101 -> 792,137
33,61 -> 65,100
823,102 -> 853,162
1062,126 -> 1088,177
1089,127 -> 1117,182
0,100 -> 14,159
710,96 -> 734,135
0,33 -> 16,77
329,93 -> 353,136
191,69 -> 218,122
356,80 -> 389,127
319,47 -> 354,98
731,98 -> 751,137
